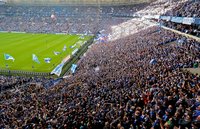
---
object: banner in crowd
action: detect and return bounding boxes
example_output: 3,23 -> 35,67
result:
182,17 -> 195,25
143,15 -> 160,19
160,16 -> 196,25
193,18 -> 200,25
71,64 -> 77,74
171,17 -> 183,24
160,16 -> 171,21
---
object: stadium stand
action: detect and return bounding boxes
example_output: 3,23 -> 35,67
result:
0,5 -> 148,34
0,0 -> 200,129
162,0 -> 200,37
165,0 -> 200,17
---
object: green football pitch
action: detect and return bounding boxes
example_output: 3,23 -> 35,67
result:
0,32 -> 92,73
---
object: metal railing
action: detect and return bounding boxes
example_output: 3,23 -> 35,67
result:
0,69 -> 50,77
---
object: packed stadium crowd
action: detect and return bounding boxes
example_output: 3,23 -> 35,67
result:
162,0 -> 200,37
135,0 -> 183,16
0,4 -> 148,34
0,75 -> 58,92
0,75 -> 30,91
1,26 -> 200,129
0,0 -> 199,36
0,0 -> 200,129
161,21 -> 200,37
165,0 -> 200,17
134,0 -> 200,37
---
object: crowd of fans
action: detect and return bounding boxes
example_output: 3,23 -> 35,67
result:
0,4 -> 150,34
137,0 -> 200,17
0,26 -> 200,129
0,0 -> 200,128
108,0 -> 200,40
1,0 -> 199,37
165,0 -> 200,17
161,21 -> 200,37
135,0 -> 184,16
134,0 -> 200,37
0,75 -> 58,92
162,0 -> 200,37
0,75 -> 30,91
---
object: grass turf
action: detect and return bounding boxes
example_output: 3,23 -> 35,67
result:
0,32 -> 92,73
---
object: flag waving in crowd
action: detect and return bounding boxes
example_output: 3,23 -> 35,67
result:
32,54 -> 40,64
51,62 -> 64,76
4,53 -> 15,62
71,64 -> 77,74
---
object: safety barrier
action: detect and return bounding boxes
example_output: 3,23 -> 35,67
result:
0,69 -> 50,77
144,15 -> 200,25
